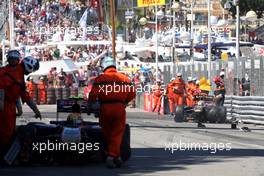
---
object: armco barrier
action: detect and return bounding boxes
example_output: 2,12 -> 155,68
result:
225,95 -> 264,124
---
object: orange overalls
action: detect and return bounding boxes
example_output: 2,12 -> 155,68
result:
89,67 -> 136,158
186,82 -> 195,107
166,82 -> 176,114
152,84 -> 163,113
0,64 -> 31,155
172,78 -> 186,106
26,81 -> 36,99
38,80 -> 47,104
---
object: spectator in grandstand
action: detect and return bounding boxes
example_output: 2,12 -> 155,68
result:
57,68 -> 67,88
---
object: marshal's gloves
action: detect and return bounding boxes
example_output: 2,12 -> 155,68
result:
16,99 -> 23,117
26,100 -> 42,120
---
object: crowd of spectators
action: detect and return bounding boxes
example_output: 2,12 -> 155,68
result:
13,0 -> 108,62
45,65 -> 99,88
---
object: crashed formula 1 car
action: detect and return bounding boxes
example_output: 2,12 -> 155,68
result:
5,99 -> 131,166
174,94 -> 227,124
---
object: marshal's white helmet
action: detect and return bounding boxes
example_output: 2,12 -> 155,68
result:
23,56 -> 40,75
187,76 -> 192,82
101,56 -> 116,71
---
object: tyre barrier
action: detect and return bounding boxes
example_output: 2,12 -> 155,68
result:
35,88 -> 80,104
70,87 -> 78,97
55,88 -> 63,100
33,89 -> 38,104
224,95 -> 264,124
47,88 -> 56,104
62,88 -> 71,99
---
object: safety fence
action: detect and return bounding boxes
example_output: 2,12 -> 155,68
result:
163,56 -> 264,96
224,95 -> 264,124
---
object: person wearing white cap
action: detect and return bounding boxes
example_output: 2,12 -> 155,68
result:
89,56 -> 136,168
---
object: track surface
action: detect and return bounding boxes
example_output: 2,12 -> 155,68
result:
1,105 -> 264,176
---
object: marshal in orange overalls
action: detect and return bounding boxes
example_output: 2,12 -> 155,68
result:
26,80 -> 37,99
38,79 -> 47,104
89,67 -> 136,158
186,81 -> 195,107
0,64 -> 31,155
166,81 -> 176,114
172,78 -> 186,106
152,83 -> 163,114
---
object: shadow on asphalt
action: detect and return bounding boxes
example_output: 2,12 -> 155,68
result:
130,125 -> 264,131
120,148 -> 264,174
0,148 -> 264,176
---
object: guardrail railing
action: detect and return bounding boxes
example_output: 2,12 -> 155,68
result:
225,95 -> 264,124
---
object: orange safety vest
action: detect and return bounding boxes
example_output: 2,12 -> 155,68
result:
38,81 -> 46,90
172,79 -> 186,94
152,84 -> 163,97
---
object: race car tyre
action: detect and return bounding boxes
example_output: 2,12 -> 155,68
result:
120,124 -> 131,162
55,88 -> 62,100
192,109 -> 207,123
207,106 -> 227,123
174,106 -> 184,122
62,88 -> 71,99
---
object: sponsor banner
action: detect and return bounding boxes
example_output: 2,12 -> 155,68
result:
137,0 -> 165,7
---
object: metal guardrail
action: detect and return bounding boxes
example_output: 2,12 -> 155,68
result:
225,95 -> 264,124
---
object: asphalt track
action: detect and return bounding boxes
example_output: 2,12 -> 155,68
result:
1,105 -> 264,176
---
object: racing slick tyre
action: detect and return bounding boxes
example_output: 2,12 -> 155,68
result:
191,109 -> 207,123
174,106 -> 184,122
120,124 -> 131,162
207,106 -> 227,123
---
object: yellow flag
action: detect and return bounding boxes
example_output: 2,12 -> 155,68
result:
221,52 -> 228,61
